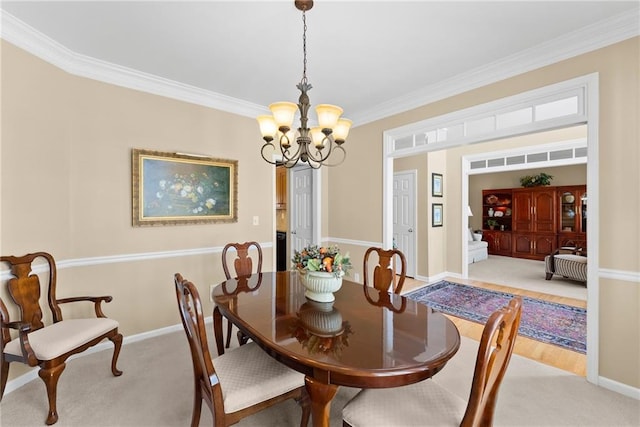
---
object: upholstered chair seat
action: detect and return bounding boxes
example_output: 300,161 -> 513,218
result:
343,379 -> 466,426
212,341 -> 305,413
3,318 -> 119,361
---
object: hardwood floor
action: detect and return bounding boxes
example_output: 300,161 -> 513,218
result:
401,276 -> 587,377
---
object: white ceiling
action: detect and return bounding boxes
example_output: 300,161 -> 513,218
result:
1,1 -> 639,125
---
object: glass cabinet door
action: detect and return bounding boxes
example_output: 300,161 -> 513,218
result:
560,191 -> 577,232
580,192 -> 587,232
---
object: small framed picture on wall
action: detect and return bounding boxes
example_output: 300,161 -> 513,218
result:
432,203 -> 443,227
432,173 -> 443,197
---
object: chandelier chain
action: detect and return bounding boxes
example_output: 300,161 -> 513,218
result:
301,10 -> 308,85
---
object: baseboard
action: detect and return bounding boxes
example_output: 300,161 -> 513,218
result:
3,317 -> 213,395
598,375 -> 640,400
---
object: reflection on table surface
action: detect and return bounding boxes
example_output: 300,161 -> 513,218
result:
213,271 -> 460,373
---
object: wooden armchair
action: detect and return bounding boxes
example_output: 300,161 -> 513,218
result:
343,297 -> 523,427
363,247 -> 407,294
221,241 -> 262,348
0,252 -> 122,425
174,273 -> 310,427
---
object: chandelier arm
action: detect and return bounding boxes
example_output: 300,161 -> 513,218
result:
260,142 -> 281,165
304,135 -> 336,163
279,134 -> 306,162
314,144 -> 346,167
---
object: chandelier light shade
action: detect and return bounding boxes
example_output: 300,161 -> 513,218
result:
257,0 -> 351,168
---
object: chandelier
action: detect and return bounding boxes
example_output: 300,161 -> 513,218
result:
257,0 -> 351,169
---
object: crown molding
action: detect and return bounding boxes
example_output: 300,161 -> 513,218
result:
1,9 -> 638,125
0,11 -> 268,119
351,10 -> 640,126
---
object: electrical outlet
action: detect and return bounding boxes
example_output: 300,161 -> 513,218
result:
252,216 -> 259,225
209,284 -> 215,302
354,273 -> 360,282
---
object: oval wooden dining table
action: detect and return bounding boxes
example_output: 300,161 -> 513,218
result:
212,271 -> 460,427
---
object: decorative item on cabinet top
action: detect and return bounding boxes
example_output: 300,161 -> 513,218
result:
485,194 -> 511,206
519,172 -> 554,187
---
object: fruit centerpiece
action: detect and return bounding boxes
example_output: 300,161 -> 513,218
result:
292,245 -> 352,302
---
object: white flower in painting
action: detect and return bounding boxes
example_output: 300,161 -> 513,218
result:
159,180 -> 167,189
181,190 -> 187,197
206,199 -> 216,209
197,186 -> 204,194
198,206 -> 203,212
156,192 -> 163,199
183,185 -> 192,193
192,208 -> 198,214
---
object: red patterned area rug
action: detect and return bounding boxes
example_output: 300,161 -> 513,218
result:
405,281 -> 586,353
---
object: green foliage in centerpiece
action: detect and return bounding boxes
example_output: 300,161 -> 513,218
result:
292,245 -> 352,277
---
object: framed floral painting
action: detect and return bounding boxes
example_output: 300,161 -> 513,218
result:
132,149 -> 237,226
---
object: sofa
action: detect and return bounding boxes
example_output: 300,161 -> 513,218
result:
544,247 -> 587,284
468,229 -> 488,264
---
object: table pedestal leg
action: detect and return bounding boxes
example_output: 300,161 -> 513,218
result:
213,306 -> 224,356
305,376 -> 338,427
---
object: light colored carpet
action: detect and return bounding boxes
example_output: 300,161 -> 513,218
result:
1,324 -> 638,426
468,255 -> 587,301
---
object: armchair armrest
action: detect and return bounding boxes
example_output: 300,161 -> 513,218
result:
555,246 -> 586,256
1,319 -> 38,366
56,296 -> 114,318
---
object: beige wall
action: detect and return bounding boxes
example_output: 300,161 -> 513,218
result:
328,37 -> 640,388
2,36 -> 639,390
1,41 -> 278,379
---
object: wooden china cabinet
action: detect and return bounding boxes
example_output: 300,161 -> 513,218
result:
481,184 -> 586,261
511,187 -> 557,260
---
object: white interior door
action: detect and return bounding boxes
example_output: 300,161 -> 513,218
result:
393,171 -> 416,277
290,166 -> 314,253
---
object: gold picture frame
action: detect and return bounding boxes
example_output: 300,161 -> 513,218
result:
132,149 -> 238,226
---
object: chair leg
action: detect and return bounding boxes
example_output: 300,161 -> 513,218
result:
109,333 -> 124,376
39,363 -> 66,425
190,383 -> 203,427
225,320 -> 233,348
298,388 -> 311,427
0,359 -> 9,400
545,273 -> 553,280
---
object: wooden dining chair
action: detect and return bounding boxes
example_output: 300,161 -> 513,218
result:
363,247 -> 407,294
221,241 -> 263,348
174,273 -> 310,427
342,296 -> 523,427
0,252 -> 123,425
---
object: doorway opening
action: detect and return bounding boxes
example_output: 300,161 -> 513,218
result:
382,74 -> 599,384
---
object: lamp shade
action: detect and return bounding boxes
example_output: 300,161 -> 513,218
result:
332,118 -> 352,143
315,104 -> 343,129
310,127 -> 325,148
257,115 -> 277,139
269,102 -> 298,128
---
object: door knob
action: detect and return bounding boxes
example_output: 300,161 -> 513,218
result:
408,228 -> 413,232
